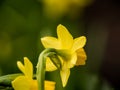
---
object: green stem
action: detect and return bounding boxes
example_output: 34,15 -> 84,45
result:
0,74 -> 22,86
36,48 -> 61,90
0,74 -> 22,90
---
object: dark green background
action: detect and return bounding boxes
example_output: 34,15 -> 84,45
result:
0,0 -> 117,90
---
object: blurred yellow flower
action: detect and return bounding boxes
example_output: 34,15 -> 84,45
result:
42,0 -> 94,19
12,57 -> 55,90
41,24 -> 87,87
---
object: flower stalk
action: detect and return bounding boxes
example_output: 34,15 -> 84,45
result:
36,48 -> 61,90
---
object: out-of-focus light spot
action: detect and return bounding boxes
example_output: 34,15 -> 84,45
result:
42,0 -> 94,19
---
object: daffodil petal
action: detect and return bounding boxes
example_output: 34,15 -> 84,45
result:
46,57 -> 57,71
12,76 -> 30,90
17,61 -> 25,74
60,69 -> 70,87
45,81 -> 56,90
30,80 -> 38,90
57,24 -> 73,49
76,48 -> 87,66
24,57 -> 33,79
41,37 -> 61,49
69,52 -> 77,68
72,36 -> 86,52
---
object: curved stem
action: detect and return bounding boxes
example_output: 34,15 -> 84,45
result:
36,48 -> 61,90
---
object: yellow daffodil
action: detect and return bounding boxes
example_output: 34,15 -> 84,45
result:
12,57 -> 55,90
41,24 -> 87,87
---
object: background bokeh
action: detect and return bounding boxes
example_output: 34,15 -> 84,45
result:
0,0 -> 120,90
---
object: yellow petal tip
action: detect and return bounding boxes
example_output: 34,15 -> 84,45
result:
57,24 -> 63,27
24,57 -> 29,61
